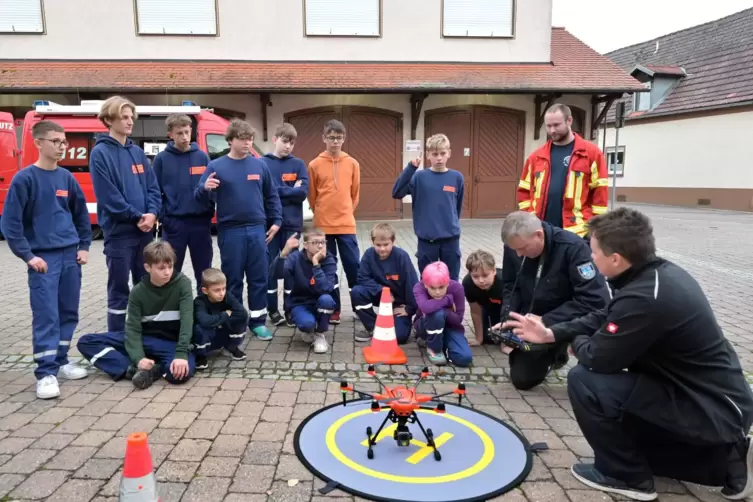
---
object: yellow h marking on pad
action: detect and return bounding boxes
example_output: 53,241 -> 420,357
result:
361,424 -> 454,464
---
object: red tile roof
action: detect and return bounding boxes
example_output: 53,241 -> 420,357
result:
605,7 -> 753,120
0,29 -> 642,94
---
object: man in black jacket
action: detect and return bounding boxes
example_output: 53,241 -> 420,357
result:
492,211 -> 609,390
505,207 -> 753,501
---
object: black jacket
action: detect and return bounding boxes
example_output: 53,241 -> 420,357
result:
193,291 -> 247,329
552,257 -> 753,445
502,222 -> 610,326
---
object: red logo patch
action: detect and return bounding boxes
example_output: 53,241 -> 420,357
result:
385,274 -> 399,281
55,189 -> 68,197
310,277 -> 316,285
282,173 -> 297,182
489,298 -> 502,304
443,185 -> 456,192
131,164 -> 144,174
247,174 -> 260,181
606,323 -> 618,334
190,166 -> 206,175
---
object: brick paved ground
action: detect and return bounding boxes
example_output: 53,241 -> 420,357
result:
0,203 -> 751,501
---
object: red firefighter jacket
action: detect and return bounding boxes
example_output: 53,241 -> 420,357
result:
517,134 -> 609,237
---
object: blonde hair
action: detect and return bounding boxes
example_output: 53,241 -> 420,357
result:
201,268 -> 226,287
370,222 -> 396,242
426,133 -> 450,152
98,96 -> 137,129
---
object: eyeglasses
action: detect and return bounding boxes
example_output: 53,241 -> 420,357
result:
325,136 -> 344,143
305,240 -> 326,247
42,138 -> 69,148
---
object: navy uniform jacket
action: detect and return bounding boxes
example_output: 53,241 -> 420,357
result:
502,221 -> 609,326
270,249 -> 338,309
356,246 -> 419,316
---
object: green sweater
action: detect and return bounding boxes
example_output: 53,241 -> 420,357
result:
125,271 -> 194,364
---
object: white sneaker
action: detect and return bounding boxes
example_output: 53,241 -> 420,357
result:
313,334 -> 329,354
300,332 -> 315,344
36,376 -> 60,399
58,363 -> 88,380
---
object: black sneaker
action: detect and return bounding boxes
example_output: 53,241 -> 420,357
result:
722,437 -> 753,500
226,347 -> 247,361
553,352 -> 569,370
124,365 -> 137,380
268,311 -> 286,326
285,312 -> 296,328
195,355 -> 208,371
570,463 -> 657,501
132,365 -> 163,390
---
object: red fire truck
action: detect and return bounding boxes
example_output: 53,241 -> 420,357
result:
0,100 -> 263,238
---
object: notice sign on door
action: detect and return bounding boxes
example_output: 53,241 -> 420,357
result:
405,140 -> 422,153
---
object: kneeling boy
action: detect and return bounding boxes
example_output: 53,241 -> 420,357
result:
270,227 -> 337,354
413,261 -> 472,367
351,223 -> 418,343
462,250 -> 505,346
77,241 -> 195,389
193,268 -> 249,369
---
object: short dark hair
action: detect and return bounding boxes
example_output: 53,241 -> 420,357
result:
226,118 -> 255,142
587,208 -> 656,265
32,120 -> 65,139
323,119 -> 346,136
466,250 -> 495,272
274,123 -> 297,141
143,240 -> 176,266
166,113 -> 192,132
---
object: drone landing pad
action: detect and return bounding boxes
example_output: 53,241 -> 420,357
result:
294,400 -> 532,502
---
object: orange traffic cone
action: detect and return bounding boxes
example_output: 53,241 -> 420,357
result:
363,287 -> 407,365
119,432 -> 160,501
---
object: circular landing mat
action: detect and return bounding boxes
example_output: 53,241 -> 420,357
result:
294,399 -> 533,502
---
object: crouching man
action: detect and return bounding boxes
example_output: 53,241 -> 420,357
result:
506,207 -> 753,501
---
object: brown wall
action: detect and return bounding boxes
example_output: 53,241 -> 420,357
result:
616,187 -> 753,212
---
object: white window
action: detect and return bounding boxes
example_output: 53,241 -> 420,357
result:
135,0 -> 218,36
633,81 -> 652,111
0,0 -> 44,34
606,146 -> 625,177
305,0 -> 380,36
443,0 -> 514,38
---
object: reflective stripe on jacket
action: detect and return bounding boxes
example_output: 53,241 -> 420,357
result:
517,133 -> 609,237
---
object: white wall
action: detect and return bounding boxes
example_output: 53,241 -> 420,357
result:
0,0 -> 552,63
598,110 -> 753,189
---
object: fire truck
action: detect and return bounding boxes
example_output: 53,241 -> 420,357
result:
0,100 -> 266,239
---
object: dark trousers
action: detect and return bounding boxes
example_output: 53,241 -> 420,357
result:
192,318 -> 247,357
289,295 -> 336,334
568,364 -> 735,486
266,228 -> 296,314
218,224 -> 267,329
325,234 -> 360,313
350,285 -> 412,343
414,310 -> 472,367
161,216 -> 213,294
28,245 -> 81,379
508,342 -> 568,390
77,331 -> 195,384
417,237 -> 461,281
104,234 -> 153,332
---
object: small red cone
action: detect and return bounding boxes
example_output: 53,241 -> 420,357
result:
363,287 -> 407,365
120,432 -> 160,501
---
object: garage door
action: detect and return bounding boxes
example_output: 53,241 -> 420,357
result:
284,106 -> 403,220
425,106 -> 525,219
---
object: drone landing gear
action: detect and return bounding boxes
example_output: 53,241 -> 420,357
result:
364,409 -> 442,461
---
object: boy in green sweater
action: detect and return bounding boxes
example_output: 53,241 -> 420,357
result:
77,240 -> 195,389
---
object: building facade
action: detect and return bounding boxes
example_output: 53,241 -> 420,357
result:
1,0 -> 643,220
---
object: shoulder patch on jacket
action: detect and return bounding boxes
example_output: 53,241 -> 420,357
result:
576,262 -> 596,280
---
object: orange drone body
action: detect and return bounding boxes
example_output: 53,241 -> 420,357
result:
373,386 -> 434,416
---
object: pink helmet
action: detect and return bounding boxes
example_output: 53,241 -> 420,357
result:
422,261 -> 450,288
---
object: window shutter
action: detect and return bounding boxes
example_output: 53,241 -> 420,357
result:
305,0 -> 380,36
136,0 -> 217,35
443,0 -> 514,37
0,0 -> 44,33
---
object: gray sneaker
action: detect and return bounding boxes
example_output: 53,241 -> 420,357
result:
355,330 -> 373,343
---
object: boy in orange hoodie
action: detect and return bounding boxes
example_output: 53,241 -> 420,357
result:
307,119 -> 361,324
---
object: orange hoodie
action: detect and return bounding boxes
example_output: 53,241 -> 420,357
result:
307,151 -> 360,234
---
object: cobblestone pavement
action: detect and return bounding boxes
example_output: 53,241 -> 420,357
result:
0,203 -> 751,501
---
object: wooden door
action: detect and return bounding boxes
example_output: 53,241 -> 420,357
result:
284,106 -> 403,220
424,108 -> 473,217
471,107 -> 526,218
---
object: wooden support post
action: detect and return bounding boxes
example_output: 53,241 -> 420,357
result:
533,93 -> 562,140
590,94 -> 618,141
409,93 -> 428,140
260,93 -> 271,141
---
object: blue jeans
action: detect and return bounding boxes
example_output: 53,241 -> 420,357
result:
290,295 -> 336,334
414,309 -> 472,367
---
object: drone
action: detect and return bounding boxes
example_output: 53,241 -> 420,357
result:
338,364 -> 467,461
